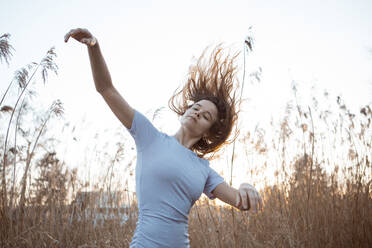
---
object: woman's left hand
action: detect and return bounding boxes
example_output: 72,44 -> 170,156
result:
237,183 -> 263,213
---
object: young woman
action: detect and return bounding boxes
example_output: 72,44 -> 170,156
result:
64,28 -> 263,247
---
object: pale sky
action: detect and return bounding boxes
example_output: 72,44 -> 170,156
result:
2,0 -> 371,111
1,0 -> 372,190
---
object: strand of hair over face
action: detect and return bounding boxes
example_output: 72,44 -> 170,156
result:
168,44 -> 242,159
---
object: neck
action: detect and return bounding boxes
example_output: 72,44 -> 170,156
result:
173,127 -> 201,149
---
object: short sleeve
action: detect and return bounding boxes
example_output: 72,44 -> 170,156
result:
203,167 -> 225,200
126,109 -> 160,151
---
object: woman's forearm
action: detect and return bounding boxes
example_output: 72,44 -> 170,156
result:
213,182 -> 263,212
212,182 -> 241,208
87,41 -> 113,93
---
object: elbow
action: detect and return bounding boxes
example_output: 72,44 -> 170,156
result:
96,87 -> 106,94
96,83 -> 114,94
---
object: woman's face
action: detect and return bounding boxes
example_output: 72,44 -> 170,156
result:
180,99 -> 218,138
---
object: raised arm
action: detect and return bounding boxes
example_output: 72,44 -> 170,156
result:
64,28 -> 134,129
212,182 -> 263,213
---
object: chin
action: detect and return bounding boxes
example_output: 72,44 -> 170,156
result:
181,122 -> 201,135
182,121 -> 195,130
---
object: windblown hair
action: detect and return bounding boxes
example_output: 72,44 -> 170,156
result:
168,45 -> 241,159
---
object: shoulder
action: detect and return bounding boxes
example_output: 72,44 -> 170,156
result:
195,156 -> 210,168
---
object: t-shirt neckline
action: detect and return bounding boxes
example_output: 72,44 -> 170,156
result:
169,134 -> 198,157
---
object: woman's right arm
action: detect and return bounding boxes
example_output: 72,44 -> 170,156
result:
64,28 -> 134,129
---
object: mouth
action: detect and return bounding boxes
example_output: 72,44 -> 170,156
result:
188,116 -> 196,122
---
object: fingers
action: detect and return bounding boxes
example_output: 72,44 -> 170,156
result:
64,28 -> 81,43
238,184 -> 263,213
235,191 -> 241,209
239,190 -> 250,210
64,29 -> 73,43
64,28 -> 81,42
248,190 -> 257,213
64,28 -> 93,44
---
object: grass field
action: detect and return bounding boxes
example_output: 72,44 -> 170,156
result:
1,101 -> 370,247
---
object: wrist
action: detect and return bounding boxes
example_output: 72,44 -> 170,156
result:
88,37 -> 97,48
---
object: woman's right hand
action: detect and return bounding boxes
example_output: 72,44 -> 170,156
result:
64,28 -> 97,47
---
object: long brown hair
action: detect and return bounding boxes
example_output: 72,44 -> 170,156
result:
168,45 -> 241,159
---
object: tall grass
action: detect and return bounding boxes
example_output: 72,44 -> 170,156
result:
0,34 -> 371,247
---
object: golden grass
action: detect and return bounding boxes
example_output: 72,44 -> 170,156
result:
1,169 -> 370,248
1,98 -> 371,247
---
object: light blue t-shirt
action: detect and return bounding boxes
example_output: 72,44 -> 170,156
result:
126,109 -> 224,248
